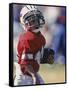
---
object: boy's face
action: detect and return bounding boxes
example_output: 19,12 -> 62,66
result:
20,15 -> 40,31
20,16 -> 45,32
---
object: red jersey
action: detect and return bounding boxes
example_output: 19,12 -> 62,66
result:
17,31 -> 45,72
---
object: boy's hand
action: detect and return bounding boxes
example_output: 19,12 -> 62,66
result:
41,48 -> 55,64
47,54 -> 54,64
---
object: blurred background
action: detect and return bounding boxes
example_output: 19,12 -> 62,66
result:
13,4 -> 66,84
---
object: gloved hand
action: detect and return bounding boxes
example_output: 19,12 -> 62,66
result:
40,48 -> 55,64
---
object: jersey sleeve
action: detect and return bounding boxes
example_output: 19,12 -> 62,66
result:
17,34 -> 31,63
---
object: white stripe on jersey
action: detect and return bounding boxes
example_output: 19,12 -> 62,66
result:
21,46 -> 44,64
21,53 -> 33,60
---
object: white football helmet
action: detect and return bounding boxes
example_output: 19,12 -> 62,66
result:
20,5 -> 45,31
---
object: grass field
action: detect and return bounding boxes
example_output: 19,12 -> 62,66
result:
39,64 -> 65,84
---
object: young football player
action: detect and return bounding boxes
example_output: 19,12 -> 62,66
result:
14,5 -> 54,85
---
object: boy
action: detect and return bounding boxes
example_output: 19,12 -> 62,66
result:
14,5 -> 54,85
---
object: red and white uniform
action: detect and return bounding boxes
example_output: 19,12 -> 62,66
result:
17,30 -> 45,73
14,31 -> 46,85
14,5 -> 46,85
